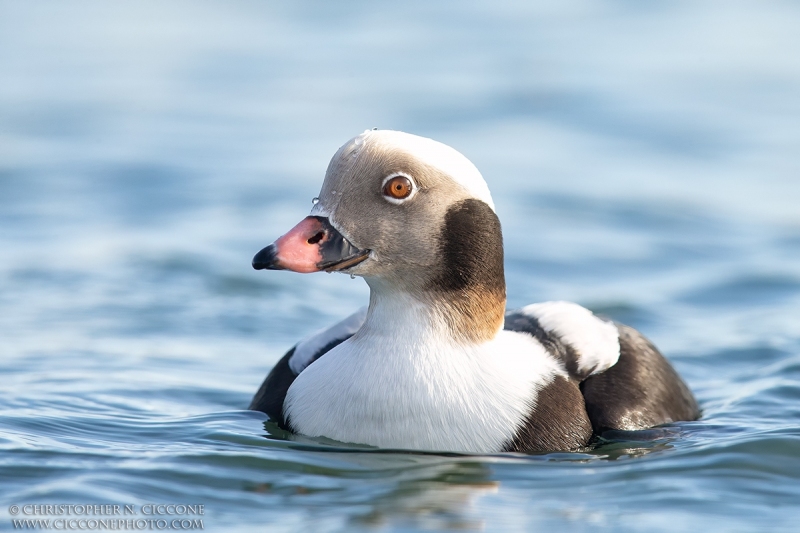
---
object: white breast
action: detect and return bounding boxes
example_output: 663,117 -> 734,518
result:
283,295 -> 563,453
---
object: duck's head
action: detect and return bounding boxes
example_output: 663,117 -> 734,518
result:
253,130 -> 506,339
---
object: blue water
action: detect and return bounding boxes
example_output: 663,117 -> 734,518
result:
2,1 -> 800,531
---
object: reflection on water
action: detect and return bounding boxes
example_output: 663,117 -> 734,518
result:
240,420 -> 691,529
255,422 -> 495,529
349,466 -> 498,531
592,428 -> 682,460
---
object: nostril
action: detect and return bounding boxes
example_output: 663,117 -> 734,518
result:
307,231 -> 325,245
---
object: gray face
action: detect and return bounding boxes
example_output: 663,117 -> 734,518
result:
310,132 -> 483,289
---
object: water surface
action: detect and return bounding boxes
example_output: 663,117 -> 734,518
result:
2,1 -> 800,531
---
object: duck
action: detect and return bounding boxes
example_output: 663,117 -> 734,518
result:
249,129 -> 700,454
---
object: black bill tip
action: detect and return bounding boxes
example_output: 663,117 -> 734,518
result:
252,245 -> 282,270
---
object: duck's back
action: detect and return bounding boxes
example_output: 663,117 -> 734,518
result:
504,302 -> 700,437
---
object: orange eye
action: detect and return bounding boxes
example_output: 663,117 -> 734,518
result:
383,175 -> 413,200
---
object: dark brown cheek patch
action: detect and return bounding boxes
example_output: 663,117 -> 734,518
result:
428,199 -> 506,343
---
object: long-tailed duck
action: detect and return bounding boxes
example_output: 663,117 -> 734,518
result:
249,130 -> 700,453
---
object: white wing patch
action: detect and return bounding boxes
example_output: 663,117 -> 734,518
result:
289,306 -> 368,374
520,301 -> 620,377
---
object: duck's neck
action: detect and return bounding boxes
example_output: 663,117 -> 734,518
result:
363,198 -> 506,344
359,280 -> 505,347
